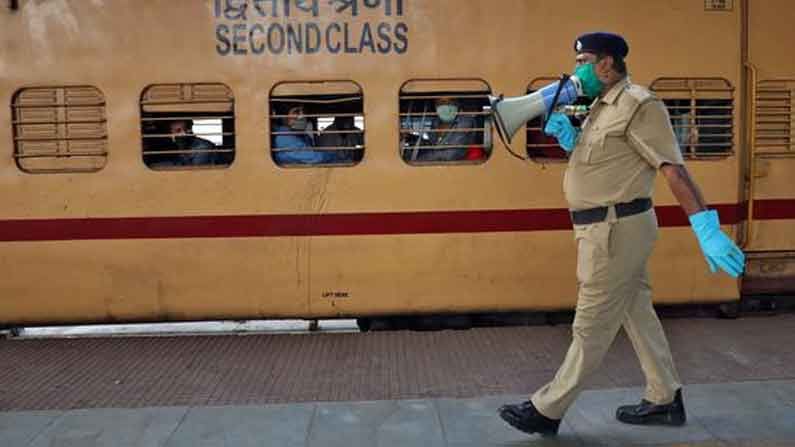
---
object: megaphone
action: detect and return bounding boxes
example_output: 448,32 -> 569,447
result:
489,76 -> 583,146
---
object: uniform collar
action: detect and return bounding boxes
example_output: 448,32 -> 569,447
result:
599,76 -> 630,105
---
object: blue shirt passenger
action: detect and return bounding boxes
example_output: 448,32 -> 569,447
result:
272,106 -> 339,165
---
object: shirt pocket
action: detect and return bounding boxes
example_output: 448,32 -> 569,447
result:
585,129 -> 628,164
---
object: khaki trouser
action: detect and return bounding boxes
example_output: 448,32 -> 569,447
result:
531,208 -> 682,420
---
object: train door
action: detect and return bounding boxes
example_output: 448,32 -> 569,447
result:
743,0 -> 795,295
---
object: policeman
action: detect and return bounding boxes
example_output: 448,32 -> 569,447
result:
498,32 -> 745,436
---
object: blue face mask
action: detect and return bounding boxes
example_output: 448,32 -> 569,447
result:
573,63 -> 604,98
436,104 -> 459,123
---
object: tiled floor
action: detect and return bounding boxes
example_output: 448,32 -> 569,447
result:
3,381 -> 794,446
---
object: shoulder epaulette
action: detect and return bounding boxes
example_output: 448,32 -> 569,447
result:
623,84 -> 655,105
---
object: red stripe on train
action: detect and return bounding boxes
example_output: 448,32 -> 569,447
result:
0,200 -> 791,242
753,199 -> 795,220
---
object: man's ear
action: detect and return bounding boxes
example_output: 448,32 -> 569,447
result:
595,55 -> 614,81
597,55 -> 613,74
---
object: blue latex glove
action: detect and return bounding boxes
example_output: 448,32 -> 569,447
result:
689,210 -> 745,278
543,112 -> 580,153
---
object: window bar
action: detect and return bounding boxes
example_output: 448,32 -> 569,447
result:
139,100 -> 233,106
272,130 -> 364,136
399,111 -> 491,117
141,132 -> 235,138
270,112 -> 363,119
141,116 -> 235,121
399,128 -> 487,133
142,148 -> 235,155
398,144 -> 488,151
270,97 -> 362,105
400,94 -> 491,100
272,146 -> 366,152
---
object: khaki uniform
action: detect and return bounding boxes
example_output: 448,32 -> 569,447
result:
532,77 -> 684,420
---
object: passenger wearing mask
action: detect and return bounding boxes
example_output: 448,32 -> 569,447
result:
403,97 -> 481,162
168,119 -> 217,166
273,106 -> 337,165
317,115 -> 364,163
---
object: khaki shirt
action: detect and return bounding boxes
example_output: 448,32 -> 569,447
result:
563,77 -> 684,211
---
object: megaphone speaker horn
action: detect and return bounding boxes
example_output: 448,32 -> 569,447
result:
489,94 -> 512,145
489,76 -> 583,148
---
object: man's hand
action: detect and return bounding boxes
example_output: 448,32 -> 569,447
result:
689,210 -> 745,277
544,113 -> 579,153
661,164 -> 745,277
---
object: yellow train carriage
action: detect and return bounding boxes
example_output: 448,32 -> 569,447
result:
0,0 -> 793,325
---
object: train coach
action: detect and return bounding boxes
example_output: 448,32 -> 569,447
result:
1,0 -> 793,327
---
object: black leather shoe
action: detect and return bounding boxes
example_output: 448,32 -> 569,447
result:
616,388 -> 686,426
498,400 -> 561,436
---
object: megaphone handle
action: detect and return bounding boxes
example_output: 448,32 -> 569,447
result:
544,73 -> 571,125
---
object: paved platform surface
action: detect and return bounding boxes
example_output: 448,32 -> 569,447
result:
2,315 -> 795,411
2,380 -> 794,446
2,315 -> 794,445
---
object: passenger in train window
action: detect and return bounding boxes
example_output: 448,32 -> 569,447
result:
317,115 -> 364,163
168,119 -> 217,166
272,105 -> 339,165
669,106 -> 698,152
665,98 -> 732,155
402,97 -> 481,162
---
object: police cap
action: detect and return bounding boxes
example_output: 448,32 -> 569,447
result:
574,32 -> 629,58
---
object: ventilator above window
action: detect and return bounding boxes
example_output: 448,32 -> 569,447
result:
399,79 -> 492,166
12,86 -> 108,174
650,78 -> 734,158
140,83 -> 235,170
269,81 -> 364,168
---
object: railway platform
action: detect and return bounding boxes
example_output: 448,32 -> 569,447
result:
2,380 -> 794,446
2,314 -> 795,446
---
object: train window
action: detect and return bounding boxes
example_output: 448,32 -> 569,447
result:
755,79 -> 795,153
12,86 -> 108,174
399,79 -> 492,166
650,78 -> 734,158
525,77 -> 591,163
141,83 -> 235,170
269,81 -> 364,168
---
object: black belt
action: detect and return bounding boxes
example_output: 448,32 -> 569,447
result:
570,198 -> 652,225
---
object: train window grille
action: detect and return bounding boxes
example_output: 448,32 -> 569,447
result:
12,86 -> 108,174
754,79 -> 795,154
269,81 -> 364,168
650,78 -> 734,158
140,83 -> 235,170
525,77 -> 591,163
399,79 -> 492,166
